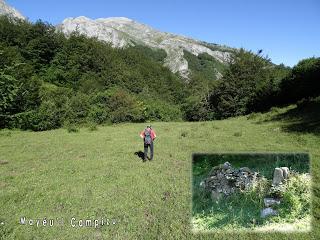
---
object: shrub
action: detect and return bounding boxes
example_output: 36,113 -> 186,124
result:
0,74 -> 19,117
107,88 -> 146,123
8,101 -> 62,131
233,132 -> 242,137
180,131 -> 188,138
208,48 -> 288,119
66,124 -> 79,133
278,173 -> 311,219
87,105 -> 109,124
181,96 -> 211,121
32,100 -> 63,131
6,111 -> 36,130
144,99 -> 182,121
279,57 -> 320,104
246,112 -> 263,120
64,93 -> 90,124
88,122 -> 98,131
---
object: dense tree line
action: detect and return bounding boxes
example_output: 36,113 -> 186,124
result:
0,16 -> 186,130
0,16 -> 319,130
184,49 -> 319,121
208,49 -> 291,119
279,57 -> 320,104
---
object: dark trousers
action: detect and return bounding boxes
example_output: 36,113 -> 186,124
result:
144,141 -> 154,160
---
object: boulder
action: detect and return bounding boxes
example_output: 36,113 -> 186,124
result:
240,167 -> 251,173
281,167 -> 290,179
272,167 -> 290,186
272,168 -> 284,186
261,207 -> 278,218
264,198 -> 281,207
223,162 -> 231,169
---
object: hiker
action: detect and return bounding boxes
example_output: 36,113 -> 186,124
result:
140,125 -> 156,161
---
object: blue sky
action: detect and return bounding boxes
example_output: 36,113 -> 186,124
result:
7,0 -> 320,67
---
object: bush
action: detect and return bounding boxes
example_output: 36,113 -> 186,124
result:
87,91 -> 110,124
181,96 -> 212,121
87,105 -> 109,124
8,101 -> 63,131
32,100 -> 63,131
64,93 -> 90,124
208,49 -> 289,119
0,74 -> 19,117
7,111 -> 37,130
107,88 -> 146,123
66,124 -> 79,133
144,99 -> 182,121
278,173 -> 311,220
88,122 -> 98,131
279,57 -> 320,104
246,112 -> 263,120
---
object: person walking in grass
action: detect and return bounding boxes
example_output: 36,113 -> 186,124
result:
140,125 -> 156,161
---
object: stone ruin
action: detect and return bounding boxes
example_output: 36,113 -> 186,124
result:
200,162 -> 291,218
272,167 -> 290,186
261,167 -> 290,218
200,162 -> 260,200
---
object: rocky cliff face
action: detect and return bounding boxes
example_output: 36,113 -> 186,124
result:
57,16 -> 232,78
0,0 -> 25,20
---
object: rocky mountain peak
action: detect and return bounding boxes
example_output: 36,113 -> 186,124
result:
0,0 -> 25,20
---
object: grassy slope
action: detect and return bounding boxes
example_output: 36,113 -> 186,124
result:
0,105 -> 319,239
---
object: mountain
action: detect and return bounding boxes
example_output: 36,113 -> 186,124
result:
57,16 -> 233,78
0,0 -> 25,20
0,0 -> 232,78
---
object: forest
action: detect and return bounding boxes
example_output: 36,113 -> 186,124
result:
1,16 -> 319,131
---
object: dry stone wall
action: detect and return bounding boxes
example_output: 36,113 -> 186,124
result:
200,162 -> 292,218
200,162 -> 260,200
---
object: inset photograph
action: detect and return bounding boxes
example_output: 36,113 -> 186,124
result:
192,153 -> 311,232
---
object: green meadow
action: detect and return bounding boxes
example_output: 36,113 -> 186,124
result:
0,105 -> 319,239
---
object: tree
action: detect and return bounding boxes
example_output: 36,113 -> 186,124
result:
208,48 -> 278,118
0,73 -> 19,127
279,57 -> 320,103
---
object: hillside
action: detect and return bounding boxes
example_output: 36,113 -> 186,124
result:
0,1 -> 234,79
0,104 -> 319,239
0,16 -> 190,130
1,1 -> 319,132
57,16 -> 232,78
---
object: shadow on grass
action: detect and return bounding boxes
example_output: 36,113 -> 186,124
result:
134,151 -> 145,161
257,100 -> 320,136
